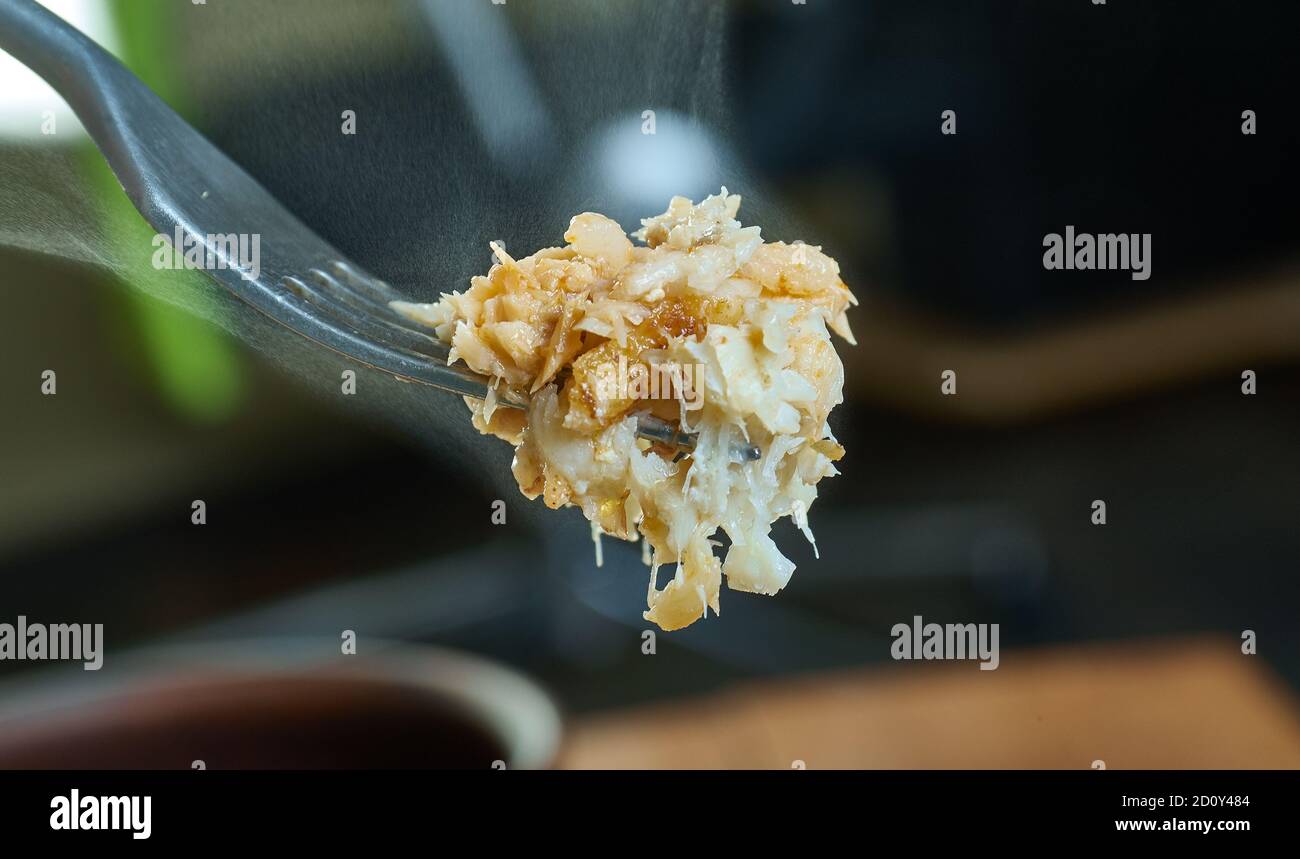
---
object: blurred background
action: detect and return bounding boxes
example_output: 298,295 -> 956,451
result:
1,0 -> 1298,768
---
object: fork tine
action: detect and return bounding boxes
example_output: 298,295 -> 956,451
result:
320,260 -> 416,319
308,267 -> 448,345
310,263 -> 448,337
326,259 -> 405,306
264,276 -> 495,399
282,273 -> 448,361
308,262 -> 464,354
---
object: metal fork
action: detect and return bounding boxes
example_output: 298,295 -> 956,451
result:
0,0 -> 757,460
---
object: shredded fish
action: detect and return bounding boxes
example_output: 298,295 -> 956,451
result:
393,189 -> 855,630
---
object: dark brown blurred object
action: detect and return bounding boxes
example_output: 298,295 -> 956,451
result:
846,265 -> 1300,424
0,641 -> 560,769
0,675 -> 502,769
561,638 -> 1300,769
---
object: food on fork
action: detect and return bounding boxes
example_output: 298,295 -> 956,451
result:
393,189 -> 856,630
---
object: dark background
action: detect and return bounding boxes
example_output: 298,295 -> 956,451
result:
1,0 -> 1297,721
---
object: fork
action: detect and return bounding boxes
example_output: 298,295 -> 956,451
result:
0,0 -> 758,460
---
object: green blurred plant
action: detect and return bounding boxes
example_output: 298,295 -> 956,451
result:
85,0 -> 244,422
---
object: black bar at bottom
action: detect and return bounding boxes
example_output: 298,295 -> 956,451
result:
0,770 -> 1288,844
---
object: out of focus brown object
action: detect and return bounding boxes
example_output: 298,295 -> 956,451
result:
847,265 -> 1300,424
560,638 -> 1300,769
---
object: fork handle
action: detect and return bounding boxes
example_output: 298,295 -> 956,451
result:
0,0 -> 130,113
0,1 -> 78,68
0,0 -> 175,209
